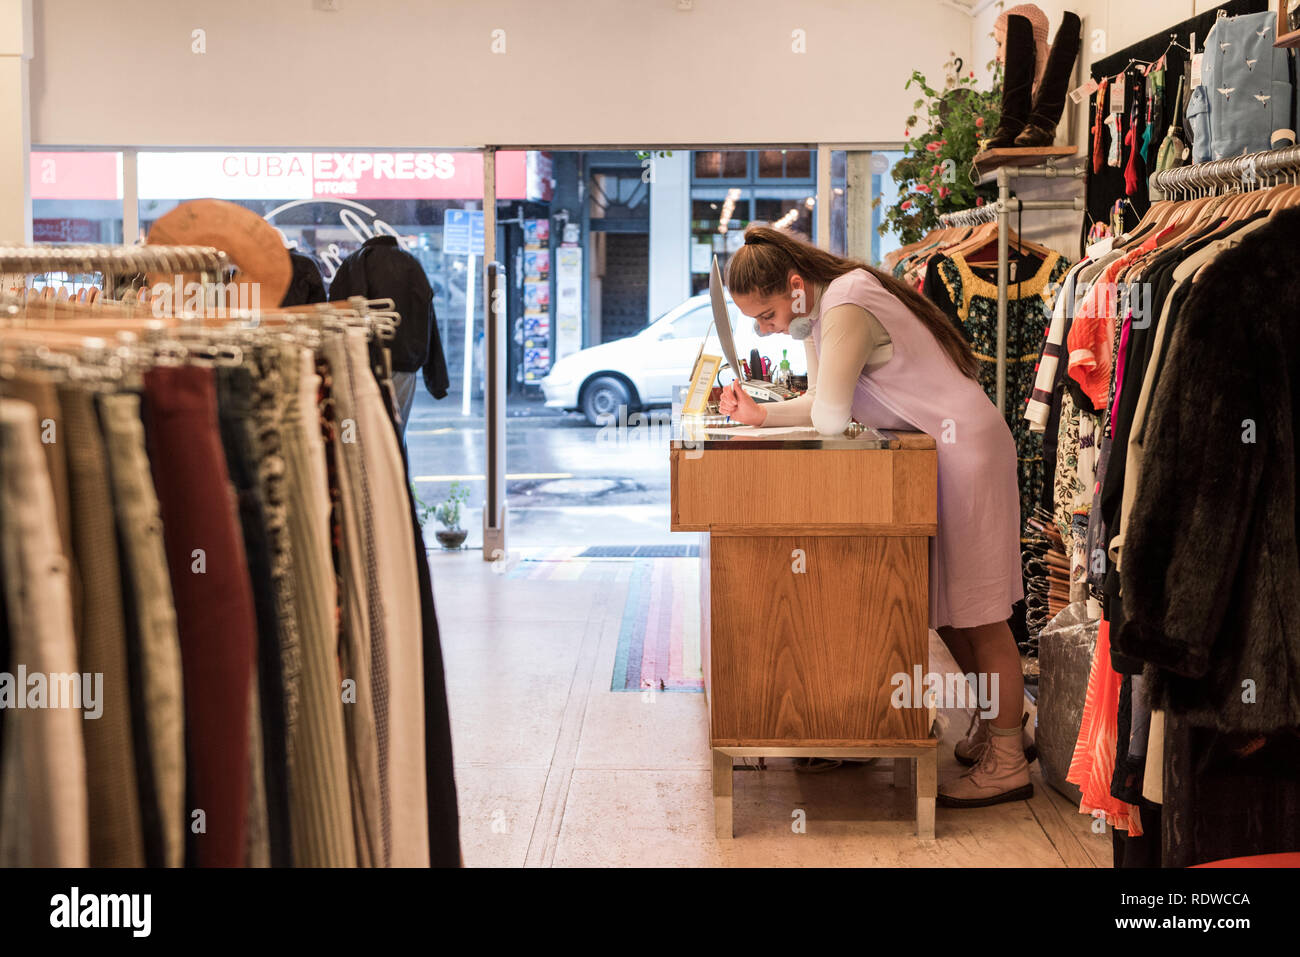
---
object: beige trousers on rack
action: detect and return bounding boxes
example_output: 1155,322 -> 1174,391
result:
98,392 -> 187,868
344,329 -> 429,867
323,333 -> 387,867
282,346 -> 356,867
0,399 -> 89,867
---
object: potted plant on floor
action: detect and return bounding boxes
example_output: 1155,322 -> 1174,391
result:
429,480 -> 470,550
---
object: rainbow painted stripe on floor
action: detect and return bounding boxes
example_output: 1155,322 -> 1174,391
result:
505,547 -> 703,693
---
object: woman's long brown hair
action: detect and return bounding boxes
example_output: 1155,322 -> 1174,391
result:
725,224 -> 979,379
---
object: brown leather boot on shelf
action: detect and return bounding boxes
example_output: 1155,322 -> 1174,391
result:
938,723 -> 1034,808
954,711 -> 1038,766
980,14 -> 1037,151
1013,12 -> 1082,148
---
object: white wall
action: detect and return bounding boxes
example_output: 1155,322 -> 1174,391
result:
30,0 -> 973,148
1,0 -> 31,242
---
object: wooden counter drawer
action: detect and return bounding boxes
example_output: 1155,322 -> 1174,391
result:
670,446 -> 937,533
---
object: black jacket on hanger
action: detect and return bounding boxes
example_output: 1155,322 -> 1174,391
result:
1115,206 -> 1300,734
280,251 -> 328,307
328,236 -> 449,397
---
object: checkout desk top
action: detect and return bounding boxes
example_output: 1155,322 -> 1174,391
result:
669,414 -> 935,452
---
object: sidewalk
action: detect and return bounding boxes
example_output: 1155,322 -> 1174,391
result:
408,388 -> 568,428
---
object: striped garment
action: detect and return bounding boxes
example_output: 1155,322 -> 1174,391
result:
1024,257 -> 1091,432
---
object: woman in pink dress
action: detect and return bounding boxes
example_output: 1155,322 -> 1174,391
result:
719,224 -> 1030,807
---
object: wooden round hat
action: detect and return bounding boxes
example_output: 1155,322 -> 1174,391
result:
147,198 -> 291,308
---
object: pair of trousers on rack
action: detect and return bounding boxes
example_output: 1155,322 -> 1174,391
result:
98,392 -> 187,869
216,345 -> 303,868
324,329 -> 429,867
143,366 -> 258,869
370,343 -> 463,868
60,387 -> 146,867
0,399 -> 88,867
281,345 -> 355,867
0,377 -> 145,867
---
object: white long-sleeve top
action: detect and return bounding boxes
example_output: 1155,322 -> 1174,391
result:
761,303 -> 892,434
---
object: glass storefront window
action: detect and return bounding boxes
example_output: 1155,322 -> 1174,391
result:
689,193 -> 749,296
757,149 -> 812,179
873,151 -> 905,266
689,149 -> 822,295
693,150 -> 747,179
754,197 -> 815,237
132,150 -> 554,400
30,151 -> 124,244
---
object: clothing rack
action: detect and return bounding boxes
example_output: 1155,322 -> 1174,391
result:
1149,145 -> 1300,197
938,204 -> 998,227
934,160 -> 1086,413
0,244 -> 235,307
0,244 -> 231,276
0,248 -> 458,867
985,160 -> 1086,414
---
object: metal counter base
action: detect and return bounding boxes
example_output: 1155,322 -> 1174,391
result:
712,745 -> 938,840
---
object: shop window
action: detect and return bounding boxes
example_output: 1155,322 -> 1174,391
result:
757,149 -> 812,179
589,171 -> 649,221
133,149 -> 554,397
30,151 -> 125,244
693,150 -> 747,179
689,194 -> 749,295
755,197 -> 815,238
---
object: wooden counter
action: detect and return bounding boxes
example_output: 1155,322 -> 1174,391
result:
669,425 -> 938,839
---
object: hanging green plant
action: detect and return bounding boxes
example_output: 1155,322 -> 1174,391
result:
877,53 -> 1004,246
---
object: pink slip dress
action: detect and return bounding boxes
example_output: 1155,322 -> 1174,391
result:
810,269 -> 1024,630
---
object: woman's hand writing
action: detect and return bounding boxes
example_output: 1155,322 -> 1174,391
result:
717,381 -> 768,426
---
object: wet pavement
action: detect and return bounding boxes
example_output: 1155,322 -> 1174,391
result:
405,388 -> 690,552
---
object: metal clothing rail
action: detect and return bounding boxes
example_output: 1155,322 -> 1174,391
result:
938,204 -> 998,227
935,160 -> 1086,413
993,161 -> 1086,410
0,244 -> 231,276
989,161 -> 1085,414
1150,144 -> 1300,197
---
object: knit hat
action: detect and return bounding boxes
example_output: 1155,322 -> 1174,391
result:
995,3 -> 1051,93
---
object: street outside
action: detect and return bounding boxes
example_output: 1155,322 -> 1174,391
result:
406,387 -> 687,552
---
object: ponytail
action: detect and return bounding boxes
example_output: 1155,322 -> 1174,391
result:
725,224 -> 979,380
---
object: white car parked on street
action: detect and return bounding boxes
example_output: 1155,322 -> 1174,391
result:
539,293 -> 806,425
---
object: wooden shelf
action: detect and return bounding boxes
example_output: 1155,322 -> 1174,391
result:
973,145 -> 1078,177
1277,27 -> 1300,48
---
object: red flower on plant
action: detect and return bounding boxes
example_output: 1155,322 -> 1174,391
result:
939,186 -> 951,199
915,184 -> 932,193
901,200 -> 913,211
932,165 -> 941,175
975,116 -> 985,128
926,141 -> 940,152
976,197 -> 985,206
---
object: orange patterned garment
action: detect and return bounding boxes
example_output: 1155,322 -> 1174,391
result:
1067,617 -> 1142,835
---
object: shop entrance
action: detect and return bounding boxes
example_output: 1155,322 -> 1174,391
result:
456,146 -> 899,558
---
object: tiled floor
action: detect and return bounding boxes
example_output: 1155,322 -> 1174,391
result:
430,547 -> 1111,868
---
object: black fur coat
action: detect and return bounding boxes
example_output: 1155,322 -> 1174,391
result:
1116,206 -> 1300,733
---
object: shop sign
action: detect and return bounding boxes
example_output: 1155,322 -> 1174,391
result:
135,150 -> 531,200
33,218 -> 101,242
